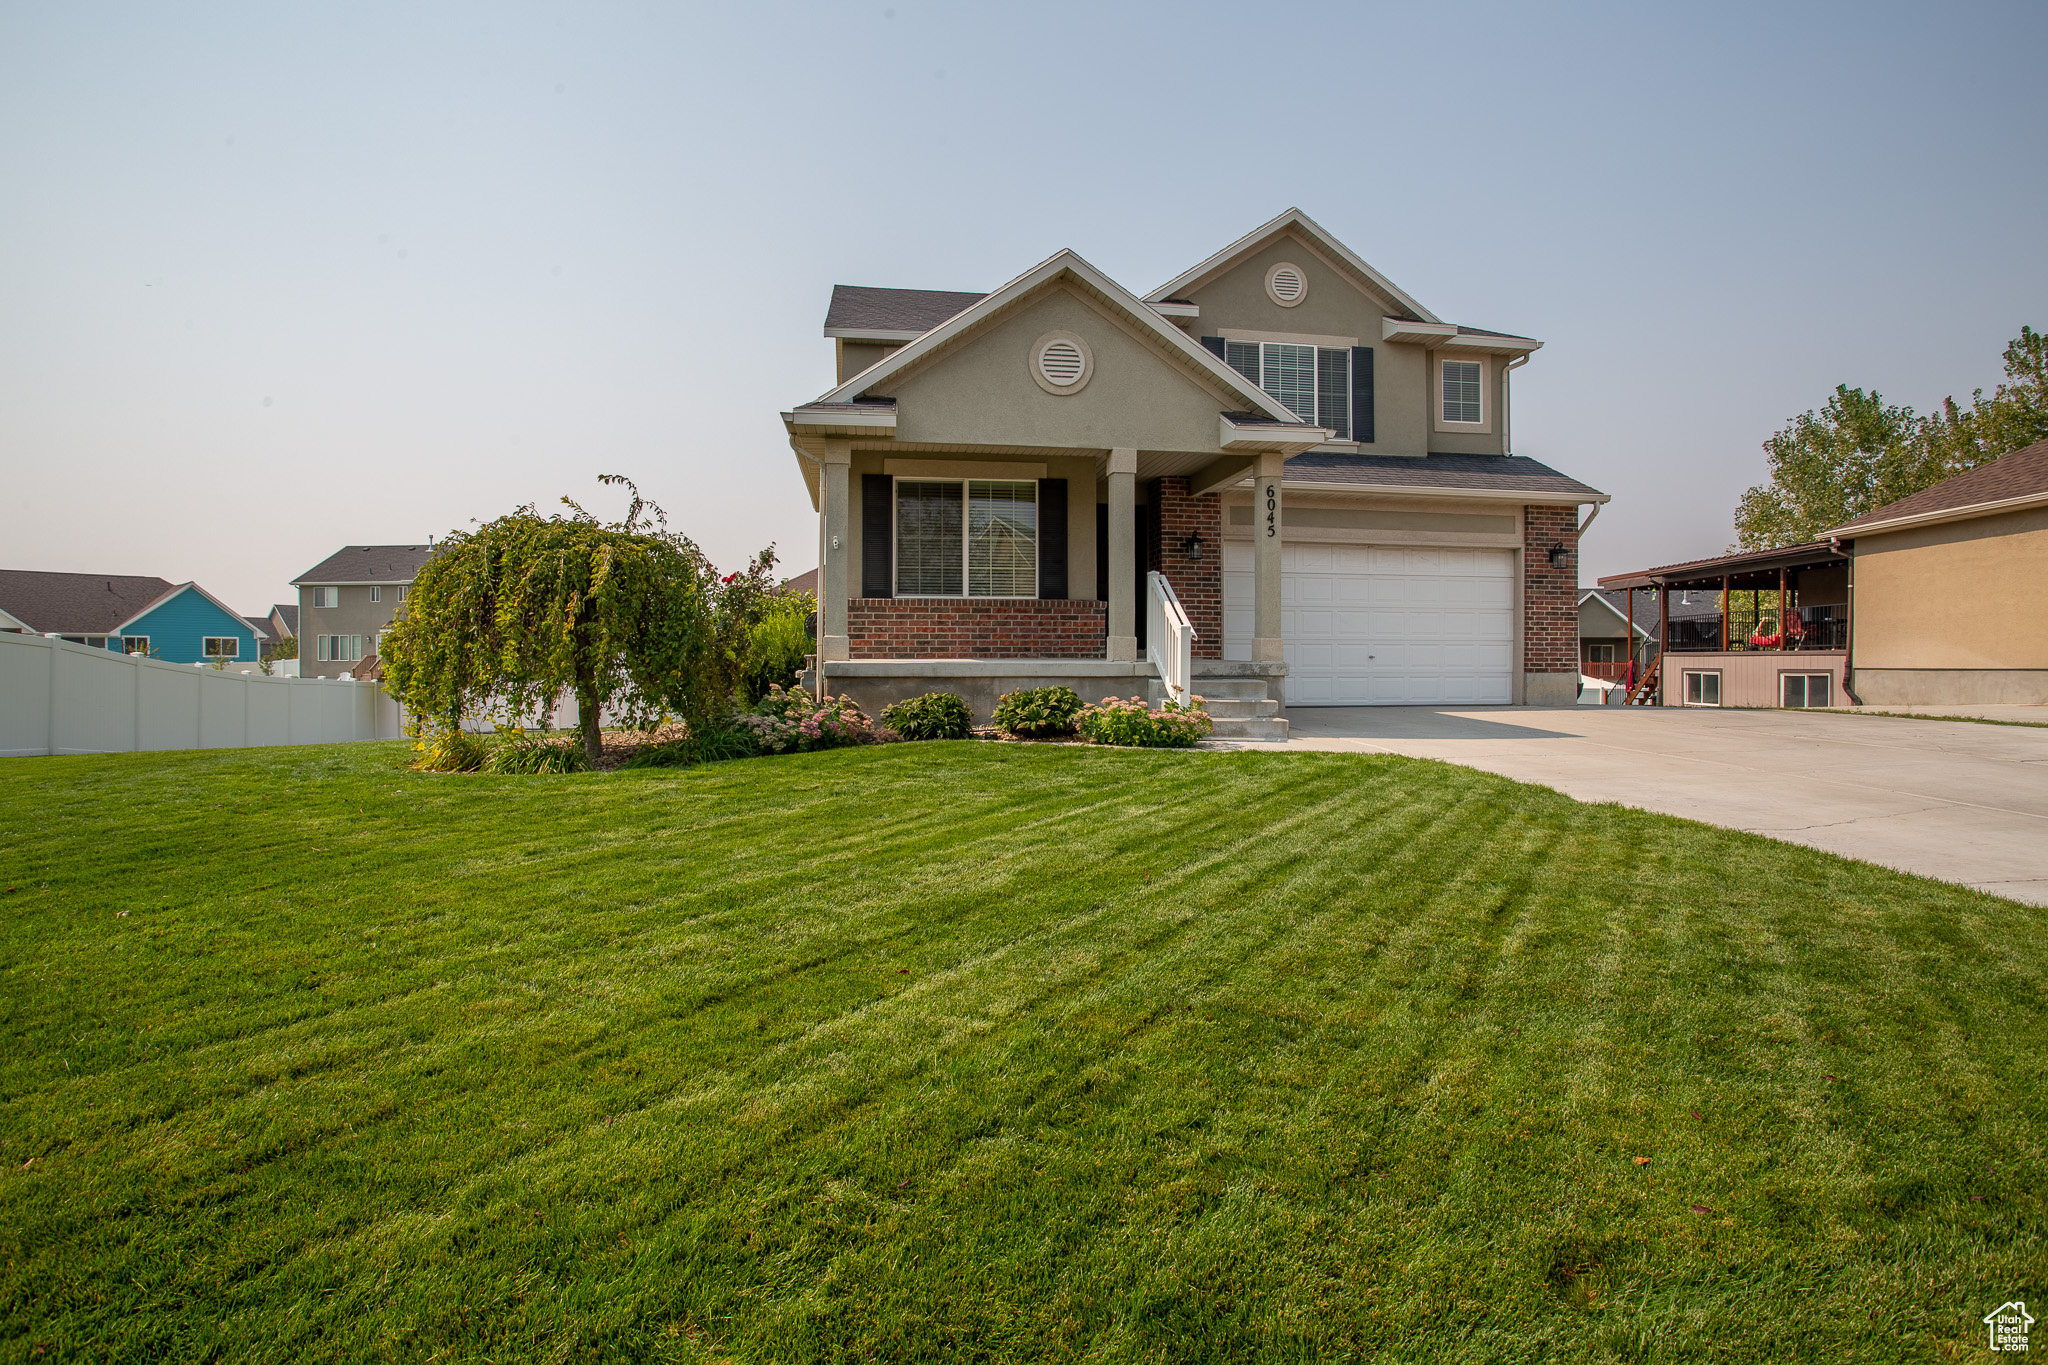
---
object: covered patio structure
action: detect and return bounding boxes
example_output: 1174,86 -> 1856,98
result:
1597,541 -> 1852,708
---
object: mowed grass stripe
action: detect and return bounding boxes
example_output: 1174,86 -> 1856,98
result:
1,740 -> 2042,1362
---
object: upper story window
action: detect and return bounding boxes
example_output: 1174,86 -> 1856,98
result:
1442,360 -> 1483,424
1222,341 -> 1351,440
895,479 -> 1037,598
369,585 -> 381,603
311,586 -> 339,608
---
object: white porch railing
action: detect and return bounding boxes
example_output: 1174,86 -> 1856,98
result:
1146,571 -> 1195,707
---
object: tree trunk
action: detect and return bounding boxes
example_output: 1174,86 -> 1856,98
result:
578,683 -> 603,765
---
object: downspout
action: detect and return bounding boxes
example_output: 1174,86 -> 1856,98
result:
1830,537 -> 1861,706
1502,352 -> 1530,454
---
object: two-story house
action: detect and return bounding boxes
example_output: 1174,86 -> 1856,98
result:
783,209 -> 1605,732
0,569 -> 267,664
291,544 -> 436,678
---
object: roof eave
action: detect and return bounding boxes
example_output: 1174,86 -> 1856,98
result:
1825,488 -> 2048,540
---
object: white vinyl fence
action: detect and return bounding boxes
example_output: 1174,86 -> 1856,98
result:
0,631 -> 403,757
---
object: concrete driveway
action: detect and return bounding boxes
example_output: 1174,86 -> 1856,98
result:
1278,705 -> 2048,905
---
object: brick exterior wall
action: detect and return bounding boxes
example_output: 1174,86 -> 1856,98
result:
1522,505 -> 1580,675
1148,477 -> 1224,659
848,598 -> 1107,660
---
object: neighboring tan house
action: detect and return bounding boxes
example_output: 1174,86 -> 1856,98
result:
0,569 -> 267,664
785,208 -> 1606,734
292,544 -> 436,678
1579,589 -> 1654,674
1826,437 -> 2048,706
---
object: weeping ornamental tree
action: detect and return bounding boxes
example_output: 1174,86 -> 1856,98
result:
382,477 -> 774,763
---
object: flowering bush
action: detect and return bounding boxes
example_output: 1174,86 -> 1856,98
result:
881,692 -> 974,741
411,725 -> 490,772
739,684 -> 879,754
1075,695 -> 1212,749
992,685 -> 1084,738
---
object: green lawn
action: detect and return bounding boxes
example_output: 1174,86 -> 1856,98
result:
1,742 -> 2041,1363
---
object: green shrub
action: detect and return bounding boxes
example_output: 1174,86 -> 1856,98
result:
880,692 -> 974,741
991,685 -> 1084,738
485,731 -> 592,774
740,591 -> 816,704
739,685 -> 877,754
1075,696 -> 1213,749
411,726 -> 489,772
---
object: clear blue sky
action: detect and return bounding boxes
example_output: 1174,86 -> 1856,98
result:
4,2 -> 2044,612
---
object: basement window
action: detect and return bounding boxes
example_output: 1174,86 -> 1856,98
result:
1682,670 -> 1722,707
1780,672 -> 1832,709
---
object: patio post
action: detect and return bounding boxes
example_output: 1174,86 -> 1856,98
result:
818,440 -> 853,664
1721,573 -> 1730,652
1105,448 -> 1137,662
1253,450 -> 1286,663
1657,584 -> 1669,705
1778,567 -> 1787,651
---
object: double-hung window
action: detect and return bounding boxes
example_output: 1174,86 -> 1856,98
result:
369,585 -> 381,603
1222,340 -> 1351,439
1442,360 -> 1483,424
895,479 -> 1037,597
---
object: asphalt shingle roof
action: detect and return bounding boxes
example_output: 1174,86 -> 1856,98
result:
293,545 -> 437,586
0,570 -> 176,634
1830,438 -> 2048,534
271,603 -> 299,635
1283,451 -> 1604,501
824,285 -> 986,336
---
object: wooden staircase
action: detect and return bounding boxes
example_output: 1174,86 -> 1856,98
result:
1623,656 -> 1662,706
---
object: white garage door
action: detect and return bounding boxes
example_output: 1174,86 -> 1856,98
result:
1224,542 -> 1516,705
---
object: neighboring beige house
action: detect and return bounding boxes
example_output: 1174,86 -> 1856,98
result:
292,544 -> 436,679
785,208 -> 1606,735
1828,437 -> 2048,705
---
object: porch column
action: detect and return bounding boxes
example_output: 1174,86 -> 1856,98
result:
1253,451 -> 1284,662
818,440 -> 853,663
1105,448 -> 1137,661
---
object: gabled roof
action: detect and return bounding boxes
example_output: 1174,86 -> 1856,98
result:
294,544 -> 438,586
1144,207 -> 1442,323
1827,437 -> 2048,537
270,603 -> 300,635
1281,451 -> 1605,504
803,248 -> 1306,427
0,570 -> 176,634
115,581 -> 268,639
1579,589 -> 1654,636
824,285 -> 986,341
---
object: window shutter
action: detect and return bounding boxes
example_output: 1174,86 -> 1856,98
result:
1351,346 -> 1374,444
1037,479 -> 1068,598
1199,336 -> 1226,361
1095,502 -> 1109,601
1316,348 -> 1349,441
860,474 -> 892,598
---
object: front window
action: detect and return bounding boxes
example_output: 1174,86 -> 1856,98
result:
1222,340 -> 1352,438
1442,360 -> 1482,423
203,637 -> 238,658
894,479 -> 1037,597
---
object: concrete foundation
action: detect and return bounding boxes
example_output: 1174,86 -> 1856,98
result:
1851,668 -> 2048,707
809,659 -> 1161,723
1522,671 -> 1580,707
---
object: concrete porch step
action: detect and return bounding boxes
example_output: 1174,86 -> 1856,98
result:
1190,678 -> 1271,701
1207,715 -> 1290,742
1201,696 -> 1281,719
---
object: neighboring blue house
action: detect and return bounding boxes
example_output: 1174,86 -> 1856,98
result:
0,569 -> 267,665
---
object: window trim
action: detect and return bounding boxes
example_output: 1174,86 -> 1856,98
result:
311,586 -> 339,608
1435,356 -> 1491,432
1682,669 -> 1722,708
121,635 -> 150,655
890,476 -> 1039,600
1780,671 -> 1833,709
202,636 -> 239,659
369,585 -> 381,603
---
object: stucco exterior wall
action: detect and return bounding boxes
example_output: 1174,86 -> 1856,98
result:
298,585 -> 405,678
1181,229 -> 1507,457
876,285 -> 1235,455
1852,506 -> 2048,670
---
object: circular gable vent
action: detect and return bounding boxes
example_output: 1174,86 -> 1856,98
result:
1031,331 -> 1093,394
1266,261 -> 1308,307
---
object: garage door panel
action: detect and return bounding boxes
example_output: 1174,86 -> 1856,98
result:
1225,539 -> 1515,705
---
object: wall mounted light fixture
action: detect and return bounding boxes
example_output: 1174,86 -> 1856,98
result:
1181,531 -> 1206,561
1547,542 -> 1568,569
